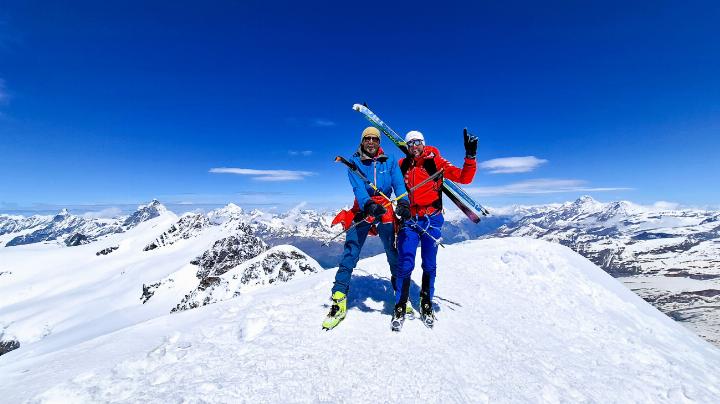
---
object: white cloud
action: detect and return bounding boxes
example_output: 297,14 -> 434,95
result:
312,119 -> 336,127
466,179 -> 631,196
209,167 -> 315,181
81,207 -> 123,219
289,150 -> 313,156
479,156 -> 548,174
652,201 -> 680,210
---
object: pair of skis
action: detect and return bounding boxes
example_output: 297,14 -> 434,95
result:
351,104 -> 489,223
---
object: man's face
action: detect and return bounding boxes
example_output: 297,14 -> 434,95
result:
362,135 -> 380,156
407,139 -> 424,157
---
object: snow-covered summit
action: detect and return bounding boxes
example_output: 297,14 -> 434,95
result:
1,238 -> 719,402
122,199 -> 167,228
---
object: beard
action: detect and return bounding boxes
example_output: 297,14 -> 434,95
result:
363,144 -> 379,156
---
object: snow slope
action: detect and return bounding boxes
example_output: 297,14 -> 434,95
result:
1,238 -> 719,402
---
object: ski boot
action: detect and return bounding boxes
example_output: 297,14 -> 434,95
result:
322,291 -> 347,330
391,303 -> 406,332
420,296 -> 436,329
405,300 -> 415,320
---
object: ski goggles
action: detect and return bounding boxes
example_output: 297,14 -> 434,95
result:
407,139 -> 424,147
362,136 -> 380,143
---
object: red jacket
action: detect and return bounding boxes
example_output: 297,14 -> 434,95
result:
399,146 -> 476,216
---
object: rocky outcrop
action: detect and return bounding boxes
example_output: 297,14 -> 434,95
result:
96,246 -> 119,256
144,213 -> 210,251
172,245 -> 321,312
65,233 -> 90,246
0,339 -> 20,356
190,224 -> 267,279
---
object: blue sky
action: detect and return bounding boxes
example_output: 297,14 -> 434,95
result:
1,1 -> 719,214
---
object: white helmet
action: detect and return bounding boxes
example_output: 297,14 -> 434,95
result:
405,130 -> 424,144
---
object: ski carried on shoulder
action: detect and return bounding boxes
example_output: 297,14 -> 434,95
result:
352,103 -> 490,223
335,155 -> 445,205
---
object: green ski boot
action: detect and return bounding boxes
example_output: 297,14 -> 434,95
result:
405,300 -> 415,320
322,291 -> 347,330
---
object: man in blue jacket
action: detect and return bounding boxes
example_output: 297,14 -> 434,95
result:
322,127 -> 411,330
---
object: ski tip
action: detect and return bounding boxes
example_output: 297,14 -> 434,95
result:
352,103 -> 363,111
334,156 -> 342,162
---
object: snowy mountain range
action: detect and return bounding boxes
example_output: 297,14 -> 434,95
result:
3,197 -> 720,348
2,196 -> 719,351
1,200 -> 166,247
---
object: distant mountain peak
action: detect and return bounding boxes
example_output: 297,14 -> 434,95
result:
122,200 -> 166,228
574,195 -> 599,205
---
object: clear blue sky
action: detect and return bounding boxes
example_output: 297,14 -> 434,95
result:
1,0 -> 719,213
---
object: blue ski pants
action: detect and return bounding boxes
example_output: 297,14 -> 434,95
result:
395,212 -> 444,305
332,221 -> 398,296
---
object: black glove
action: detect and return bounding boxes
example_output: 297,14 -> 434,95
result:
395,199 -> 411,221
363,200 -> 387,218
463,128 -> 478,159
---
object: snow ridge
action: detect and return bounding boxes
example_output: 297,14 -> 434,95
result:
1,238 -> 719,402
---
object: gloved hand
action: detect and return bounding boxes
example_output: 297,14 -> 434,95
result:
363,200 -> 387,218
395,199 -> 411,221
463,128 -> 478,159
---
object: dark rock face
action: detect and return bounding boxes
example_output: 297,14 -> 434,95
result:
0,339 -> 20,356
65,233 -> 90,246
96,246 -> 119,256
191,225 -> 267,279
144,213 -> 210,251
171,246 -> 320,313
235,249 -> 316,285
123,199 -> 164,229
141,279 -> 173,304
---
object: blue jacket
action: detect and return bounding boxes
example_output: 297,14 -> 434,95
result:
349,147 -> 408,209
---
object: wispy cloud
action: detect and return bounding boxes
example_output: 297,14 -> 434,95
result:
652,201 -> 680,210
479,156 -> 548,174
289,150 -> 313,156
81,207 -> 123,219
209,167 -> 315,181
312,119 -> 336,127
466,179 -> 631,196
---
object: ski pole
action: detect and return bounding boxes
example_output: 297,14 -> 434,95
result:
322,215 -> 376,246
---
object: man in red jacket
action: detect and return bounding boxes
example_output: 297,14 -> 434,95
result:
391,129 -> 478,331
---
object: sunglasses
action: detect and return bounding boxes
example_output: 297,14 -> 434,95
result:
363,136 -> 380,143
407,139 -> 424,147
